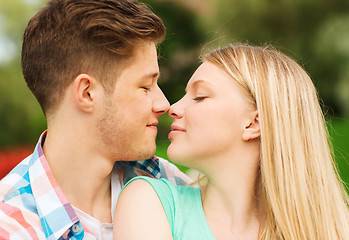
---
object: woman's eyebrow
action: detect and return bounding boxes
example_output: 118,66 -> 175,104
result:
185,79 -> 213,93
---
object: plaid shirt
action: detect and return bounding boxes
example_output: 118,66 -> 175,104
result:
0,131 -> 191,239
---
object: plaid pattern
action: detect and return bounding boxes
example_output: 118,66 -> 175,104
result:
0,131 -> 191,239
117,159 -> 161,179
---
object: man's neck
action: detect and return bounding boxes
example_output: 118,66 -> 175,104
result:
42,128 -> 115,223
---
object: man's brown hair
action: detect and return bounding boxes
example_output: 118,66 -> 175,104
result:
22,0 -> 166,115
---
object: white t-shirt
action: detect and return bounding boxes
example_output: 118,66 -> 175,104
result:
72,166 -> 122,239
73,206 -> 113,240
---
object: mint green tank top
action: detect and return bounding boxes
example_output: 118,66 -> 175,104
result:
123,176 -> 215,240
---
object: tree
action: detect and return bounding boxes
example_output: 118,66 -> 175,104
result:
0,0 -> 46,147
200,0 -> 349,116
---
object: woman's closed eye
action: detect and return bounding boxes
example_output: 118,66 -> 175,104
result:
193,96 -> 207,102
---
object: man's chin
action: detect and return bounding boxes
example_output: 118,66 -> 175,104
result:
126,146 -> 156,161
143,145 -> 157,160
115,139 -> 157,161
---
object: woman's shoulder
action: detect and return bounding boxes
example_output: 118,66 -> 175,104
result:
122,177 -> 201,221
118,177 -> 213,239
123,177 -> 198,209
114,177 -> 174,239
124,176 -> 179,196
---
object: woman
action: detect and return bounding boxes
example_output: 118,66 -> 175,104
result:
114,44 -> 349,239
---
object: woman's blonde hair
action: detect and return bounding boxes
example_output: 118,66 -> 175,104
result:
204,44 -> 349,239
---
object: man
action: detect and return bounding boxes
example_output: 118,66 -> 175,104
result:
0,0 -> 190,239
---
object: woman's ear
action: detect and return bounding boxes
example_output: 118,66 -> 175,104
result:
73,74 -> 96,113
242,111 -> 260,141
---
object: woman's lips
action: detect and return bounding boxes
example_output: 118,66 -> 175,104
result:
168,124 -> 186,139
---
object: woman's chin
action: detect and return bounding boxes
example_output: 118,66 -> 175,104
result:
167,146 -> 190,165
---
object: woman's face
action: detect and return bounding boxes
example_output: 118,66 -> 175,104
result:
167,61 -> 254,167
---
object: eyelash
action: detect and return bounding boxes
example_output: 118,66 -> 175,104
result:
142,87 -> 151,92
193,97 -> 207,102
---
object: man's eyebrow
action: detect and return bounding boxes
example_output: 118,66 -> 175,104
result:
185,79 -> 212,93
141,72 -> 160,81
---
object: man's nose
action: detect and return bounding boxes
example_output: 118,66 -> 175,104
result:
152,85 -> 170,114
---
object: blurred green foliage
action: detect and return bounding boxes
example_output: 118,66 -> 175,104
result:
0,0 -> 46,146
328,118 -> 349,191
0,0 -> 348,154
201,0 -> 349,117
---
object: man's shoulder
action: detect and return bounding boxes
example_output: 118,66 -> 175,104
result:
0,155 -> 45,239
156,157 -> 192,186
0,154 -> 38,217
116,156 -> 192,187
0,201 -> 44,239
0,155 -> 32,201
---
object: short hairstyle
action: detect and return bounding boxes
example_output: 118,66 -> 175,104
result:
204,44 -> 349,239
22,0 -> 166,115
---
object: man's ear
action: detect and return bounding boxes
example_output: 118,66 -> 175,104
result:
73,74 -> 96,113
242,111 -> 260,141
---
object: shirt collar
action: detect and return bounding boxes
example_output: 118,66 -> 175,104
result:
29,131 -> 80,239
116,156 -> 161,185
29,130 -> 161,238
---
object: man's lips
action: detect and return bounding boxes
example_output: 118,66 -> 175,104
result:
146,122 -> 158,130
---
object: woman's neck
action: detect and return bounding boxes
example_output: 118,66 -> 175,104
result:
199,144 -> 264,239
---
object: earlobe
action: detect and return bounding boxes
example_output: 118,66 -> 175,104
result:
242,111 -> 260,141
73,74 -> 96,113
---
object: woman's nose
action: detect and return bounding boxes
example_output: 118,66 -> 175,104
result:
168,98 -> 184,119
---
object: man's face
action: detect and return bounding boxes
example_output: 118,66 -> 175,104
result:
97,42 -> 169,161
